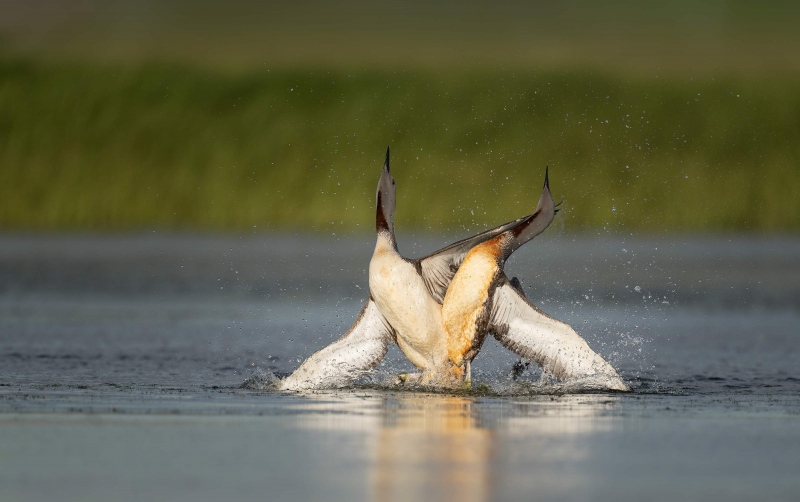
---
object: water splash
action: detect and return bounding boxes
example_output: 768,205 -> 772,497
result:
239,367 -> 281,390
248,365 -> 632,397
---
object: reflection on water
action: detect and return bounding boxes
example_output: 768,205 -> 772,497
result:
3,390 -> 799,502
374,395 -> 490,502
291,392 -> 618,501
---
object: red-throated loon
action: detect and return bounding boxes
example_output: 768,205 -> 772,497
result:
441,172 -> 629,391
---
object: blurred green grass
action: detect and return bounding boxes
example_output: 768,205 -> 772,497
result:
1,55 -> 798,232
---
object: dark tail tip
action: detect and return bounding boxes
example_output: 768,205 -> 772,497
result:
384,146 -> 391,173
544,165 -> 550,191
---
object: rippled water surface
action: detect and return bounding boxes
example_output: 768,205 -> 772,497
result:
1,234 -> 799,501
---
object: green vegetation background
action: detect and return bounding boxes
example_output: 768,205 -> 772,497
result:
1,1 -> 799,233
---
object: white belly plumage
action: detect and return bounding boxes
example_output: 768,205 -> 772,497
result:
369,245 -> 448,371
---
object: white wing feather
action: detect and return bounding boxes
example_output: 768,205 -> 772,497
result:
279,299 -> 394,391
490,280 -> 628,390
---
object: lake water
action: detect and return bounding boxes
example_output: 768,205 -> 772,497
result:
1,233 -> 799,501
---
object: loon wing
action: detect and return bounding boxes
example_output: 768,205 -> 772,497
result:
279,298 -> 394,391
416,168 -> 556,304
415,215 -> 526,303
489,276 -> 629,391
